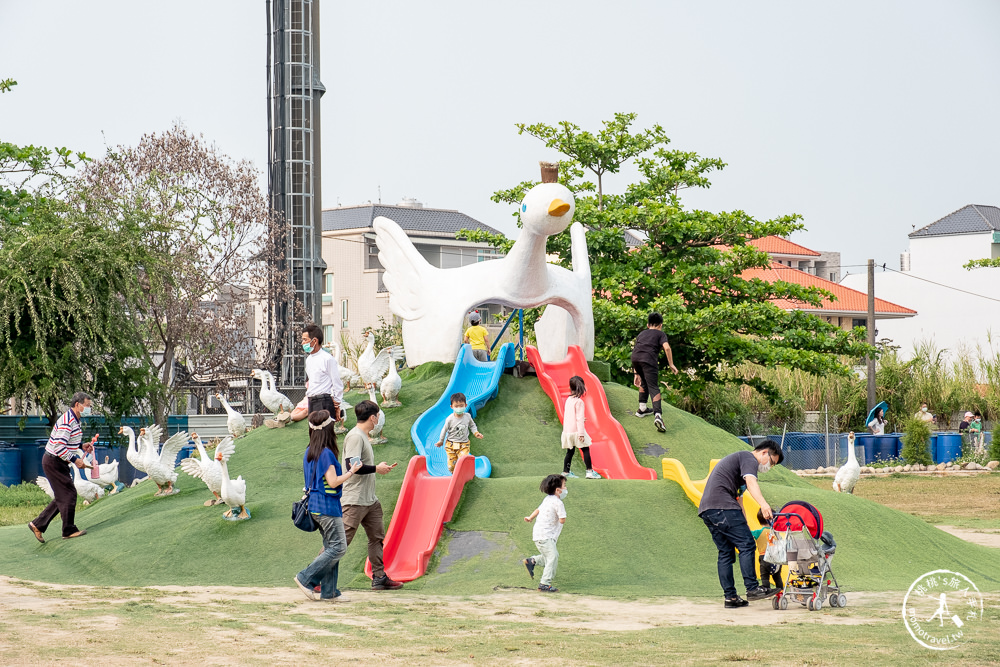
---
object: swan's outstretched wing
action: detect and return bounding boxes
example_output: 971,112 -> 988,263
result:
214,435 -> 236,463
180,457 -> 206,480
374,216 -> 432,320
158,431 -> 189,467
36,476 -> 55,500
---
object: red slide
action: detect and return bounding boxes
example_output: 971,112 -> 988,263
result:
526,345 -> 657,481
365,454 -> 476,582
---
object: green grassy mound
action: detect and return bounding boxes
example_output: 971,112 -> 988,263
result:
1,363 -> 998,595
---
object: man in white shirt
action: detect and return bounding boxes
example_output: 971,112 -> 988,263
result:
301,324 -> 344,423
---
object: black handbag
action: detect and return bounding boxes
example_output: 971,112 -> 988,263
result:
292,489 -> 318,532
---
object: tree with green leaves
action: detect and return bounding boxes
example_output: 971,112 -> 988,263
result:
1,81 -> 164,422
460,113 -> 870,399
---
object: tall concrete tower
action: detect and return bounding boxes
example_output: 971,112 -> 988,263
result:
266,0 -> 326,386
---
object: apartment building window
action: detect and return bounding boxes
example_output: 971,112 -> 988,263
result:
366,240 -> 383,270
323,325 -> 334,344
323,273 -> 333,304
341,299 -> 349,329
477,248 -> 499,262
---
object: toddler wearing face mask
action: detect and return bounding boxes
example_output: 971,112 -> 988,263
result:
523,474 -> 568,593
435,392 -> 484,473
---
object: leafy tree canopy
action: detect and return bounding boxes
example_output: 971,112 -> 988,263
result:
460,113 -> 871,399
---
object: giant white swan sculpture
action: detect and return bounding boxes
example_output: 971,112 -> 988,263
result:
180,432 -> 226,506
375,163 -> 594,365
215,437 -> 249,520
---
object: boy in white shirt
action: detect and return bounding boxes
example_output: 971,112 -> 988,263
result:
522,474 -> 568,593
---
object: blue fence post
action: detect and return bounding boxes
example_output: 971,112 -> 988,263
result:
518,309 -> 524,361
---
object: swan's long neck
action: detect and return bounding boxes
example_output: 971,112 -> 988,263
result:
219,396 -> 234,415
504,227 -> 551,297
847,439 -> 858,464
218,459 -> 230,495
125,429 -> 137,457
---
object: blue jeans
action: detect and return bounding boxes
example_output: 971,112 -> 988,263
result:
297,514 -> 347,599
701,508 -> 758,600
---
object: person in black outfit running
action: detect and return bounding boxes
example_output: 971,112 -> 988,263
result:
630,312 -> 678,433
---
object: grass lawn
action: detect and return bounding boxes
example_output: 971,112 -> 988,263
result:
803,473 -> 1000,531
1,364 -> 998,597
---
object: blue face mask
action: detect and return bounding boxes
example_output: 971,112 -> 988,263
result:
302,342 -> 312,353
453,406 -> 466,416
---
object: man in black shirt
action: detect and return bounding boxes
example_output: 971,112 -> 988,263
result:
630,312 -> 678,433
698,440 -> 783,607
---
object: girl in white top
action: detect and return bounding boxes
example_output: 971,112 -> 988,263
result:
523,474 -> 568,592
561,376 -> 601,480
867,407 -> 886,435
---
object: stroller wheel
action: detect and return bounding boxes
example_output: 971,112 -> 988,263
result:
807,598 -> 814,611
814,597 -> 823,611
828,593 -> 839,607
837,594 -> 847,608
779,596 -> 788,610
771,595 -> 780,610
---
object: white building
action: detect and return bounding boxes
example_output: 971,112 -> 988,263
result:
841,204 -> 1000,357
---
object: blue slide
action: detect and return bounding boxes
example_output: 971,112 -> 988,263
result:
411,343 -> 517,478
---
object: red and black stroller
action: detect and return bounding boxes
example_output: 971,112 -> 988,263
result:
765,500 -> 846,611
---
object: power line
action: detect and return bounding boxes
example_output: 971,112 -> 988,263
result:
880,265 -> 1000,304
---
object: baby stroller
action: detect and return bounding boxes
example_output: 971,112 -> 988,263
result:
766,500 -> 846,611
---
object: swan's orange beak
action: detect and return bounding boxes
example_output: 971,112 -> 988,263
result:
548,199 -> 570,217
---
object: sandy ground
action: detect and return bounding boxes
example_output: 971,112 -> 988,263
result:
935,525 -> 1000,549
0,576 -> 894,632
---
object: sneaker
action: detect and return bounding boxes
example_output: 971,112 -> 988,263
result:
317,593 -> 349,602
634,408 -> 655,418
294,576 -> 317,601
654,414 -> 665,433
371,574 -> 404,591
523,558 -> 535,579
724,597 -> 749,608
585,470 -> 602,479
538,584 -> 559,593
564,471 -> 579,478
746,586 -> 776,601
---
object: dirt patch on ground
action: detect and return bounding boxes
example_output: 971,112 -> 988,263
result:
935,525 -> 1000,549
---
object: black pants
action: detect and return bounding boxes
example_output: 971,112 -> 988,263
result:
33,453 -> 79,537
701,508 -> 758,600
563,446 -> 593,473
759,555 -> 784,589
633,360 -> 660,402
308,394 -> 339,420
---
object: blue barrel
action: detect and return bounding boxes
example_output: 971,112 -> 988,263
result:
113,445 -> 144,486
796,433 -> 825,469
888,433 -> 904,459
936,433 -> 963,464
174,445 -> 195,468
18,441 -> 47,483
928,434 -> 939,463
856,434 -> 877,465
871,435 -> 898,462
0,444 -> 21,486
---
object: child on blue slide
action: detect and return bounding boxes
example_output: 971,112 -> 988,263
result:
435,392 -> 484,473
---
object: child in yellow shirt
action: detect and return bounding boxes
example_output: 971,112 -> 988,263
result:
464,312 -> 490,362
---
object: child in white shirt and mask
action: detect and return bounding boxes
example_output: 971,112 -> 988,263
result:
523,474 -> 568,592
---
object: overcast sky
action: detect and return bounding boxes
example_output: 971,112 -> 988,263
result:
3,0 -> 998,272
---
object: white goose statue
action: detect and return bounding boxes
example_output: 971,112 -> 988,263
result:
180,432 -> 226,506
358,331 -> 405,391
329,342 -> 363,394
144,430 -> 189,496
120,425 -> 149,477
380,355 -> 403,408
85,454 -> 120,493
216,393 -> 248,438
252,369 -> 294,417
367,387 -> 387,445
215,437 -> 249,520
71,465 -> 105,504
833,431 -> 862,494
374,163 -> 594,365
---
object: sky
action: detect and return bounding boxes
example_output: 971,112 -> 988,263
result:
2,0 -> 999,272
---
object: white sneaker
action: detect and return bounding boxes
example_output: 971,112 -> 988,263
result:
585,470 -> 602,479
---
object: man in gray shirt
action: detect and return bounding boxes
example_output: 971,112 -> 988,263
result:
697,440 -> 782,608
342,399 -> 403,591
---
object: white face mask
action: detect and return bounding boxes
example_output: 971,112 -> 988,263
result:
558,487 -> 568,499
758,461 -> 772,474
81,406 -> 92,417
922,407 -> 928,412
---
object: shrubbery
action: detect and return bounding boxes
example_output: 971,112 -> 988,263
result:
901,417 -> 932,465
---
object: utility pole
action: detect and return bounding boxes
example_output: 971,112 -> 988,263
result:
866,259 -> 876,413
